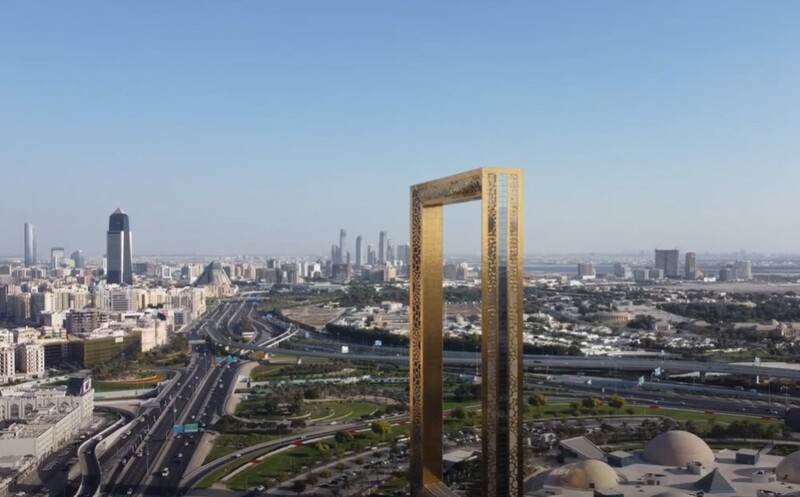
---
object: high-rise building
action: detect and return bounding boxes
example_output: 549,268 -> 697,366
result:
386,239 -> 395,263
51,247 -> 66,270
339,229 -> 347,264
685,252 -> 697,280
613,263 -> 632,279
23,222 -> 36,267
106,208 -> 133,285
734,260 -> 753,280
654,249 -> 680,278
15,343 -> 45,376
577,262 -> 596,279
367,244 -> 377,265
378,231 -> 387,263
330,244 -> 339,264
71,250 -> 85,269
396,244 -> 410,267
355,235 -> 363,268
0,346 -> 14,381
719,266 -> 735,282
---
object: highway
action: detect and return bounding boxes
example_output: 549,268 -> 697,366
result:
101,323 -> 243,497
200,300 -> 800,384
84,296 -> 793,496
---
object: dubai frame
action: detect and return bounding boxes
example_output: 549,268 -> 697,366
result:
409,168 -> 524,497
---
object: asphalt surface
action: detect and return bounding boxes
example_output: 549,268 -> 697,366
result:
201,300 -> 800,384
85,296 -> 795,497
103,303 -> 250,497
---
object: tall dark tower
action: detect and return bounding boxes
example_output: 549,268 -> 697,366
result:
378,230 -> 387,263
339,229 -> 347,264
106,208 -> 133,285
355,235 -> 363,268
23,222 -> 36,267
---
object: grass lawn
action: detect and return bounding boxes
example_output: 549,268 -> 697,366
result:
227,425 -> 409,490
770,444 -> 798,456
93,373 -> 167,392
532,403 -> 781,428
443,399 -> 481,411
196,459 -> 252,489
250,365 -> 286,380
204,433 -> 285,464
237,399 -> 382,423
305,401 -> 383,422
228,444 -> 322,490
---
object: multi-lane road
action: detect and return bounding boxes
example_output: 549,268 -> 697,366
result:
203,298 -> 800,384
83,295 -> 796,497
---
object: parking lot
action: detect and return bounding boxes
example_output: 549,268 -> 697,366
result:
260,444 -> 408,497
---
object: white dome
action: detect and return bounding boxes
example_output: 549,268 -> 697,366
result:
776,451 -> 800,483
642,430 -> 714,466
561,460 -> 620,490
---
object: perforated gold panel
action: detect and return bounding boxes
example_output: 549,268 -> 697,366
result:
409,168 -> 524,497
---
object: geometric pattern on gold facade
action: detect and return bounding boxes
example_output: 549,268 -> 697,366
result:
409,168 -> 524,497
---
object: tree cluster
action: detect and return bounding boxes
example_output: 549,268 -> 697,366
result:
661,296 -> 800,324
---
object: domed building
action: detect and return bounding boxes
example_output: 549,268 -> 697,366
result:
775,450 -> 800,483
561,460 -> 621,490
642,430 -> 715,466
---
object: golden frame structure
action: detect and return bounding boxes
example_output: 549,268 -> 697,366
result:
409,168 -> 524,497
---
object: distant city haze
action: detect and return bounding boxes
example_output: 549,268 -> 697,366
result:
2,2 -> 800,256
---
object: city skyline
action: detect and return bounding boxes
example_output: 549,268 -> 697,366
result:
3,3 -> 800,255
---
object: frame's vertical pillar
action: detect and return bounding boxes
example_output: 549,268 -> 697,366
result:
409,189 -> 424,497
421,206 -> 443,485
481,169 -> 524,497
507,170 -> 524,496
481,172 -> 500,497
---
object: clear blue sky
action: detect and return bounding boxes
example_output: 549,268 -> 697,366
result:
2,1 -> 799,257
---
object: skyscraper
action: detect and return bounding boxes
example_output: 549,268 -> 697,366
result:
577,262 -> 596,279
734,260 -> 753,280
396,244 -> 410,266
106,208 -> 133,285
355,235 -> 363,268
613,263 -> 632,279
71,250 -> 85,269
685,252 -> 697,279
655,249 -> 680,278
23,222 -> 36,267
386,239 -> 395,263
51,247 -> 65,270
367,244 -> 376,265
378,231 -> 387,263
338,229 -> 347,264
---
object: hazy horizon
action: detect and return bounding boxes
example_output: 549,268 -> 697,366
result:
2,2 -> 799,256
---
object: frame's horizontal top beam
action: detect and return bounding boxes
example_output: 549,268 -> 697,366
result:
410,167 -> 520,207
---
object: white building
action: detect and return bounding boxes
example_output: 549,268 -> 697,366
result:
135,317 -> 167,353
0,377 -> 94,464
15,343 -> 45,377
0,347 -> 14,383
